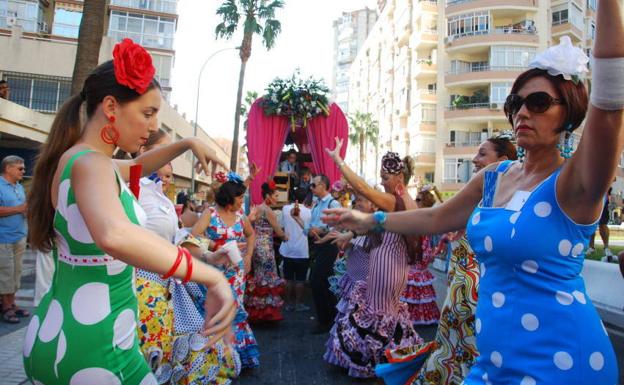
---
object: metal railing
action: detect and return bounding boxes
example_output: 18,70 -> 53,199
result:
446,26 -> 537,42
447,64 -> 527,74
446,102 -> 492,110
108,30 -> 174,50
110,0 -> 177,14
446,139 -> 483,147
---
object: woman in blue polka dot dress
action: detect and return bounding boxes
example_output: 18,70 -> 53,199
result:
322,1 -> 623,383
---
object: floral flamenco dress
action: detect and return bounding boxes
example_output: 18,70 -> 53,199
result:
23,150 -> 157,385
135,178 -> 240,385
244,211 -> 284,322
204,207 -> 260,369
401,235 -> 440,326
464,160 -> 617,384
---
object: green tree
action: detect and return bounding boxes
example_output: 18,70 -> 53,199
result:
70,0 -> 109,95
216,0 -> 284,170
240,90 -> 259,118
348,112 -> 379,176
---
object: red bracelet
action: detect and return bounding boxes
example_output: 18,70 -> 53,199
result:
181,247 -> 193,284
161,247 -> 183,279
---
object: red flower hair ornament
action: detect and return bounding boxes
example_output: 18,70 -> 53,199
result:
113,38 -> 156,94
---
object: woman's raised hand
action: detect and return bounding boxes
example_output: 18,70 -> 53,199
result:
322,207 -> 375,233
324,137 -> 344,162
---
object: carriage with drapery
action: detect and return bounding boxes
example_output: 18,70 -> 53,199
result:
245,72 -> 349,205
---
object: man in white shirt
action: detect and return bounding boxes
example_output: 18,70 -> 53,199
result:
280,188 -> 312,312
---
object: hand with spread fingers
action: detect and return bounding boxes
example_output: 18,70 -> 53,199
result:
322,207 -> 375,234
202,279 -> 237,347
188,137 -> 228,177
324,137 -> 344,163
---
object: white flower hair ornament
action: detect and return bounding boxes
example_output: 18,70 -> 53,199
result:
528,36 -> 589,85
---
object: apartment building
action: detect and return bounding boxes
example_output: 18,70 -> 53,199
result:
348,0 -> 439,188
0,0 -> 228,194
332,7 -> 377,113
347,0 -> 600,194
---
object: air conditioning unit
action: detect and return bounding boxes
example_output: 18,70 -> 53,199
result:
491,103 -> 503,110
6,16 -> 17,27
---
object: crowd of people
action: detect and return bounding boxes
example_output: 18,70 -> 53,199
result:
0,1 -> 622,383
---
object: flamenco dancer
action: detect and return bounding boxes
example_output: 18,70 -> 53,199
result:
322,141 -> 423,378
24,39 -> 235,385
245,182 -> 287,322
324,2 -> 623,381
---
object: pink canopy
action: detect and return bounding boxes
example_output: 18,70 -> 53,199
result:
246,99 -> 349,204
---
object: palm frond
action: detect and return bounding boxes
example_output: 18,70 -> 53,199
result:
215,0 -> 240,39
262,19 -> 281,49
257,0 -> 284,19
243,17 -> 262,35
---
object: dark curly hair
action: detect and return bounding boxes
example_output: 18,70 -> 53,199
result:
261,182 -> 275,199
215,181 -> 247,208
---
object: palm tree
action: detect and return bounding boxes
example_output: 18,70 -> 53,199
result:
70,0 -> 109,95
348,112 -> 379,176
215,0 -> 284,170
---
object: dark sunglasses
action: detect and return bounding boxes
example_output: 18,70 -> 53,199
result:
310,183 -> 317,188
504,92 -> 562,118
415,198 -> 422,202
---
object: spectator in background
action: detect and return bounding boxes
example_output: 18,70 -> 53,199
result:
279,149 -> 299,175
0,155 -> 28,323
0,80 -> 9,100
280,188 -> 312,312
588,186 -> 616,261
298,167 -> 313,206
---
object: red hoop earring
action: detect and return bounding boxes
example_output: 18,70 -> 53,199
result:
100,115 -> 120,145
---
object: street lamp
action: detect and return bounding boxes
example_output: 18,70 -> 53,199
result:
191,46 -> 240,195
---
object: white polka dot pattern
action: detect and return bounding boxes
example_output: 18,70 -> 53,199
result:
475,318 -> 482,334
554,351 -> 574,370
38,300 -> 63,343
492,292 -> 505,308
572,290 -> 587,304
556,291 -> 574,305
54,330 -> 66,377
520,376 -> 536,385
484,236 -> 493,252
71,283 -> 111,325
509,211 -> 521,224
69,367 -> 121,385
521,260 -> 539,274
571,242 -> 584,257
113,309 -> 136,350
558,239 -> 572,256
521,313 -> 539,331
23,315 -> 40,357
490,351 -> 503,368
534,201 -> 552,217
589,352 -> 604,371
472,212 -> 480,225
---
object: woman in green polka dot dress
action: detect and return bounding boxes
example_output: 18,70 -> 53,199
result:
23,39 -> 236,385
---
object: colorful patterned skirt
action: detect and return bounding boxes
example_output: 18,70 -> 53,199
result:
245,232 -> 284,322
136,270 -> 241,384
401,264 -> 440,326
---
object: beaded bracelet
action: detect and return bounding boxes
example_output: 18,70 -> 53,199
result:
161,247 -> 183,279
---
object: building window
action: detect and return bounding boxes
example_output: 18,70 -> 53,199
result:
570,3 -> 583,30
52,5 -> 82,38
421,104 -> 436,123
110,0 -> 177,14
588,22 -> 596,39
587,0 -> 597,10
447,11 -> 489,39
161,123 -> 172,134
444,158 -> 472,183
151,53 -> 173,88
490,82 -> 513,104
490,46 -> 536,69
552,5 -> 569,26
108,10 -> 175,50
3,71 -> 71,113
0,0 -> 45,32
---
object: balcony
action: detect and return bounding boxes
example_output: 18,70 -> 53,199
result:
443,142 -> 480,156
108,30 -> 174,50
551,20 -> 584,42
446,0 -> 538,15
445,103 -> 507,121
413,152 -> 436,166
446,28 -> 538,51
446,64 -> 525,86
415,0 -> 438,14
412,89 -> 437,105
412,59 -> 437,78
411,28 -> 438,47
110,0 -> 177,15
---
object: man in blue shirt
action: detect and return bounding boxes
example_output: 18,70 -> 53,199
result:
306,174 -> 342,334
0,155 -> 28,323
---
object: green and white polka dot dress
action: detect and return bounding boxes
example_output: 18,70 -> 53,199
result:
23,150 -> 157,385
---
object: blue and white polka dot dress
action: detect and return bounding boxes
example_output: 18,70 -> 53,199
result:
464,162 -> 618,384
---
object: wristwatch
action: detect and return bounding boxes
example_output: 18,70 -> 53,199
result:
372,211 -> 387,232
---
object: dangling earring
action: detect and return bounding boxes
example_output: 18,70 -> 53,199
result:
100,115 -> 119,145
516,146 -> 525,162
558,124 -> 574,159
